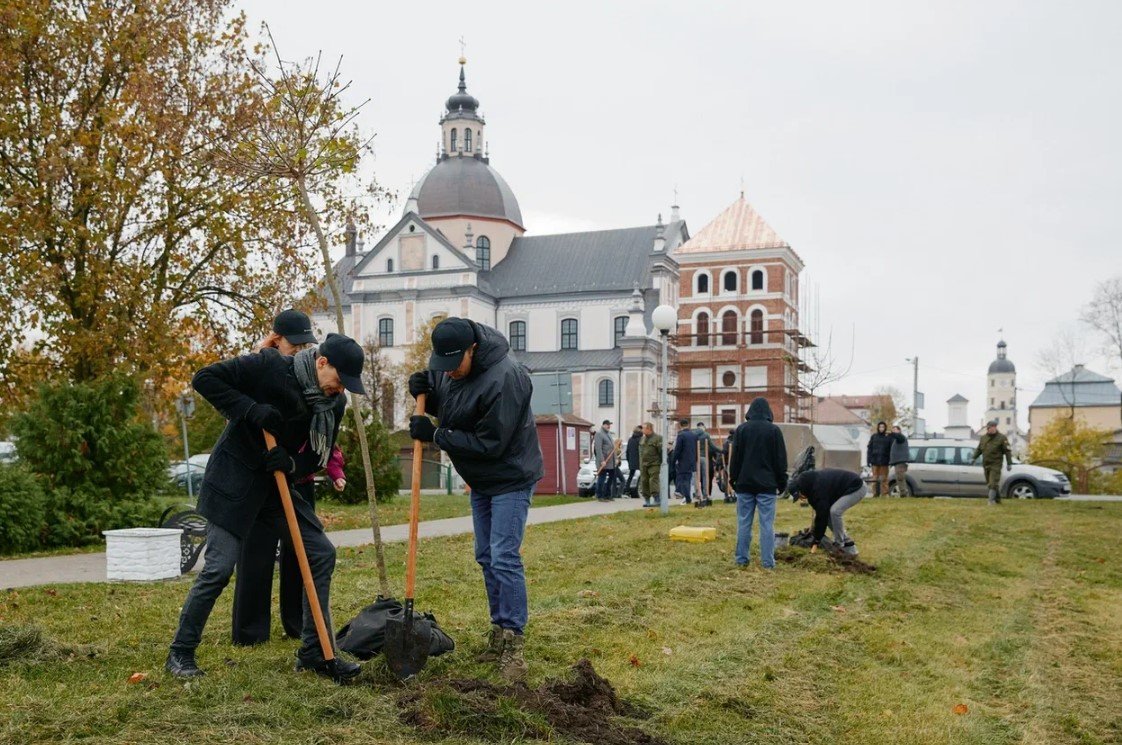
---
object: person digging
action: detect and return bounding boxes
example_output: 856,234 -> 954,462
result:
165,333 -> 366,683
973,419 -> 1013,504
408,317 -> 544,682
792,468 -> 867,556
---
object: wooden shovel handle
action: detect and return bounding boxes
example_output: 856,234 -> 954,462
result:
263,431 -> 334,662
406,394 -> 426,599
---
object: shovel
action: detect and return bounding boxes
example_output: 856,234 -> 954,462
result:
263,431 -> 346,682
384,393 -> 432,680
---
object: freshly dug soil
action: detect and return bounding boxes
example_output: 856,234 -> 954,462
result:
775,540 -> 877,575
397,658 -> 667,745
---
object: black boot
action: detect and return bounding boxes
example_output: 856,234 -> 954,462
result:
165,650 -> 205,679
295,649 -> 361,683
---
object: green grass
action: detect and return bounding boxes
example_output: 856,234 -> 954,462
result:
2,499 -> 1121,744
317,492 -> 583,532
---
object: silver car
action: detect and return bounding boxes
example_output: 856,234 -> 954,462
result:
576,458 -> 632,497
889,439 -> 1070,499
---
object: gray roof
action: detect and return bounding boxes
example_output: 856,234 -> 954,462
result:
511,348 -> 623,373
988,358 -> 1016,374
947,394 -> 969,403
488,221 -> 685,298
410,156 -> 523,227
1030,366 -> 1121,408
320,253 -> 361,310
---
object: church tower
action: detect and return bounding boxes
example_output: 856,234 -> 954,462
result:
985,340 -> 1017,435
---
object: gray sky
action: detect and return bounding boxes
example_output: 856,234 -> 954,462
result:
240,0 -> 1121,431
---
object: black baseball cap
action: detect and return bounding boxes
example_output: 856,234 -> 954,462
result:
428,317 -> 477,372
273,309 -> 317,345
602,419 -> 612,425
318,333 -> 366,394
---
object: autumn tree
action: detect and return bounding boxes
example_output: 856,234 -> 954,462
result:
400,316 -> 445,416
0,1 -> 312,398
1027,416 -> 1111,493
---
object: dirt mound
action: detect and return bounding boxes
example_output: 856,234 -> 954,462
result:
775,540 -> 877,575
397,658 -> 667,745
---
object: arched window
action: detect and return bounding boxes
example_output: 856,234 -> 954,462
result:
378,318 -> 394,347
598,378 -> 614,407
751,269 -> 764,291
613,316 -> 629,347
386,258 -> 394,272
465,129 -> 473,153
432,255 -> 440,270
750,309 -> 764,344
723,270 -> 738,292
560,318 -> 578,350
509,320 -> 526,351
476,235 -> 491,271
696,273 -> 709,294
721,310 -> 738,346
696,312 -> 710,347
450,128 -> 458,152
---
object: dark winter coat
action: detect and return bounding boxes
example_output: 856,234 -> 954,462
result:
866,431 -> 892,466
889,432 -> 910,466
728,398 -> 788,495
672,427 -> 699,473
422,321 -> 544,495
626,432 -> 642,470
192,349 -> 346,539
793,468 -> 864,541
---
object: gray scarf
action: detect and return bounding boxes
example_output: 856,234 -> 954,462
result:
293,347 -> 336,468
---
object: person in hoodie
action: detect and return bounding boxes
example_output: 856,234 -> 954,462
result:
792,468 -> 867,555
727,398 -> 788,568
407,317 -> 543,682
866,421 -> 893,497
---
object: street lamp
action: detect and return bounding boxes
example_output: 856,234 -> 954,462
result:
652,304 -> 677,516
175,390 -> 196,499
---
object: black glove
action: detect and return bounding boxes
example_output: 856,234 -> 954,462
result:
264,445 -> 295,474
409,415 -> 437,443
408,371 -> 433,399
246,404 -> 283,435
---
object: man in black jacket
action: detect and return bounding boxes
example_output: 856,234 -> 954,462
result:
624,426 -> 642,498
888,425 -> 911,497
793,468 -> 867,555
728,398 -> 788,568
867,421 -> 892,497
165,334 -> 365,682
408,317 -> 543,682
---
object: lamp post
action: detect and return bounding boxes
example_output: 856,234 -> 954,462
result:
652,304 -> 677,516
175,390 -> 196,500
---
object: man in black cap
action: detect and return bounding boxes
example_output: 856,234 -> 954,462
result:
260,308 -> 319,355
972,420 -> 1013,504
165,333 -> 366,682
407,317 -> 543,682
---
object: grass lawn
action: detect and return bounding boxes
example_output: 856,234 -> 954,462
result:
317,492 -> 583,532
2,498 -> 1120,744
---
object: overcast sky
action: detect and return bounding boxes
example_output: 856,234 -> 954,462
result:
240,0 -> 1121,432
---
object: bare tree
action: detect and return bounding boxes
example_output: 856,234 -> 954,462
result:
1036,326 -> 1091,421
1082,276 -> 1122,421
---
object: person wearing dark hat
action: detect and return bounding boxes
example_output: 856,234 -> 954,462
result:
972,420 -> 1013,504
165,333 -> 365,683
792,468 -> 867,555
624,425 -> 643,498
407,317 -> 543,682
259,308 -> 319,354
593,420 -> 620,501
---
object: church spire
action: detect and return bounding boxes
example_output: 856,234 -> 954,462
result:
440,56 -> 485,160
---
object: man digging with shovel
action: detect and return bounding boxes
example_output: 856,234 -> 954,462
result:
408,317 -> 543,682
165,334 -> 366,683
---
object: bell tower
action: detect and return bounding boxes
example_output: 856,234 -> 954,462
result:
440,57 -> 486,161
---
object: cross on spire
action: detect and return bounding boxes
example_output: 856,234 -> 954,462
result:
458,36 -> 467,63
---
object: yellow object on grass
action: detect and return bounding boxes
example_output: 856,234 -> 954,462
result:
669,525 -> 717,543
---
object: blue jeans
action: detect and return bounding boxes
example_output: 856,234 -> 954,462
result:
735,492 -> 777,568
471,488 -> 532,633
595,468 -> 619,498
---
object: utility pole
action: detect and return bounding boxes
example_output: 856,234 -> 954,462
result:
905,357 -> 919,434
176,390 -> 196,500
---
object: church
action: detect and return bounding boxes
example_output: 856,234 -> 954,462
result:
314,59 -> 807,434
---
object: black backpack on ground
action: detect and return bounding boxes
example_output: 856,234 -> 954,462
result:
335,596 -> 455,660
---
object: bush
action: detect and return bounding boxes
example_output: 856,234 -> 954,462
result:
0,465 -> 48,555
331,411 -> 401,504
10,375 -> 168,547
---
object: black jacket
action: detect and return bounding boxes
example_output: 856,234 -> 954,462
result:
793,468 -> 864,541
728,398 -> 788,495
866,431 -> 892,466
192,349 -> 346,539
626,432 -> 641,470
423,321 -> 543,495
889,432 -> 910,465
671,428 -> 699,472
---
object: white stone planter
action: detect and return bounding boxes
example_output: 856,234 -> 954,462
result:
103,528 -> 183,581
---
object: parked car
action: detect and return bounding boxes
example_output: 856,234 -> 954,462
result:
0,440 -> 17,464
888,439 -> 1070,498
576,458 -> 632,497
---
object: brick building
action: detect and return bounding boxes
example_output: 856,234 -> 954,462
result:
670,195 -> 810,430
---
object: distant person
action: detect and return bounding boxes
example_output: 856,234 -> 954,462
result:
973,420 -> 1013,505
593,420 -> 619,501
672,418 -> 699,504
720,427 -> 738,502
728,398 -> 788,568
694,422 -> 714,505
866,421 -> 892,497
624,425 -> 642,498
793,468 -> 867,555
888,425 -> 911,497
637,422 -> 663,508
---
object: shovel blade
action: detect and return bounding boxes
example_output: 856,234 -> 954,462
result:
384,612 -> 432,680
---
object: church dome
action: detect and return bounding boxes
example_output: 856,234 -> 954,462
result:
988,340 -> 1015,374
410,156 -> 523,228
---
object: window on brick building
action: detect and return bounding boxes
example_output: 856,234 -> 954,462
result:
723,270 -> 738,292
721,409 -> 736,425
722,371 -> 737,387
749,309 -> 764,344
721,310 -> 738,346
751,269 -> 764,291
696,312 -> 710,346
696,273 -> 709,294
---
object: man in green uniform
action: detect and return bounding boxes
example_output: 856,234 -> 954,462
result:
638,422 -> 663,508
973,420 -> 1013,504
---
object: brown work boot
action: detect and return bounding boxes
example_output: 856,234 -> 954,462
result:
499,629 -> 527,682
475,624 -> 504,664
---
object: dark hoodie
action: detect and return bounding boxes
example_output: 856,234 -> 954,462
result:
793,468 -> 864,541
423,321 -> 544,495
728,397 -> 788,495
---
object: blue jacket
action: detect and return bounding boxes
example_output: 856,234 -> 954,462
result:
672,427 -> 699,472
